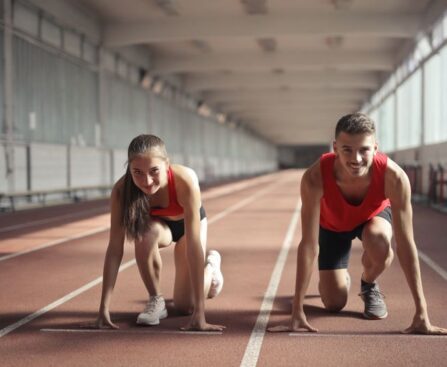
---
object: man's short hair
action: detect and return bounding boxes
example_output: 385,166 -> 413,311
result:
335,113 -> 376,138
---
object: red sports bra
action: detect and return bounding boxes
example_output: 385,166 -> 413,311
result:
319,152 -> 390,232
150,167 -> 184,217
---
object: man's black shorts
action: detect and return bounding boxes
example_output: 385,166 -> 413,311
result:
318,206 -> 392,271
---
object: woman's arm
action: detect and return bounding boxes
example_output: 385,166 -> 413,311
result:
96,183 -> 126,329
176,166 -> 224,331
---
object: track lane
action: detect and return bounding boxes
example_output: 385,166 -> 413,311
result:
258,204 -> 447,366
0,170 -> 303,367
1,171 -> 445,367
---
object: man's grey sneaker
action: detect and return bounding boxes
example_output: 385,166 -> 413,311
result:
207,250 -> 224,299
359,282 -> 388,320
136,295 -> 168,325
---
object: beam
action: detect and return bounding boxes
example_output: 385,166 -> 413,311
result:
104,13 -> 419,46
184,72 -> 380,91
222,101 -> 359,111
237,110 -> 351,121
227,103 -> 358,113
243,118 -> 339,128
151,50 -> 394,73
254,127 -> 335,144
204,89 -> 370,103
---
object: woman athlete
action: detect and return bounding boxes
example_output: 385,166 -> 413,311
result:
95,134 -> 224,331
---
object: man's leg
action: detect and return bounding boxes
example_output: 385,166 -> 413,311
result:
359,214 -> 393,319
361,216 -> 393,283
318,227 -> 352,312
319,269 -> 350,312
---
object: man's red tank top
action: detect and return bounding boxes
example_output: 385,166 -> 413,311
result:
150,167 -> 184,217
319,152 -> 390,232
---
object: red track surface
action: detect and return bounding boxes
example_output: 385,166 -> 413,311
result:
0,170 -> 446,367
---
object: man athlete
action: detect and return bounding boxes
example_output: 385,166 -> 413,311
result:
270,113 -> 447,335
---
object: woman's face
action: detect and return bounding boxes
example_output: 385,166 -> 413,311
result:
129,151 -> 168,195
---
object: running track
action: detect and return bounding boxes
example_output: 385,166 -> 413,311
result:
0,170 -> 446,366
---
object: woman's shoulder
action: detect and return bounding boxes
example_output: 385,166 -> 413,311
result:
171,164 -> 199,187
111,175 -> 126,200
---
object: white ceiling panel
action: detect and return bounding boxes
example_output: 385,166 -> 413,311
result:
67,0 -> 446,144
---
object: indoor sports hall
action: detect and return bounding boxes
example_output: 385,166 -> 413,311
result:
1,1 -> 446,366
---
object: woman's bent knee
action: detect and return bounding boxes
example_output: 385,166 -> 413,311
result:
174,301 -> 193,315
135,222 -> 164,247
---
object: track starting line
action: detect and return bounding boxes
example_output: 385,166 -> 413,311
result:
288,332 -> 447,339
40,328 -> 223,335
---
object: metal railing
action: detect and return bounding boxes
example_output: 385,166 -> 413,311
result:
0,185 -> 112,211
428,163 -> 447,206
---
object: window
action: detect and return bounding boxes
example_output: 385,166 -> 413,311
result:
41,18 -> 61,48
377,94 -> 395,152
424,53 -> 442,144
396,69 -> 421,149
13,2 -> 39,36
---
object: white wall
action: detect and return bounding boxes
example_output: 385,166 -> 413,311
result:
112,149 -> 127,183
69,146 -> 110,187
30,143 -> 67,190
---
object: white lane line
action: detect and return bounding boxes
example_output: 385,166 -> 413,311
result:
202,174 -> 276,200
207,183 -> 278,225
0,259 -> 136,338
0,175 -> 286,338
0,207 -> 108,233
289,332 -> 447,339
0,226 -> 110,263
0,174 -> 274,233
240,198 -> 302,367
0,172 -> 281,263
40,328 -> 222,335
418,250 -> 447,281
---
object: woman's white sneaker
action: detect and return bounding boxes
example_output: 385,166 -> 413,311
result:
136,295 -> 168,325
207,250 -> 224,299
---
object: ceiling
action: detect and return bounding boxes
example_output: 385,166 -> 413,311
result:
70,0 -> 446,145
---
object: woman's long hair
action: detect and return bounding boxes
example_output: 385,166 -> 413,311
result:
121,134 -> 168,241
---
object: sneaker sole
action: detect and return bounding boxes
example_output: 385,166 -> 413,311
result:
208,274 -> 224,299
207,250 -> 224,299
363,311 -> 388,320
136,309 -> 168,326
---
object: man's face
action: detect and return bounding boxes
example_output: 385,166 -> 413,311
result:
333,132 -> 377,178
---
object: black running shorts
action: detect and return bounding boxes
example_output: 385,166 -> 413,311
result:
318,206 -> 392,270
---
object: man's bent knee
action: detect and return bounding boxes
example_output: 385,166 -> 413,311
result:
321,296 -> 347,312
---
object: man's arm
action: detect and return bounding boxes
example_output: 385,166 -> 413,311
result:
269,163 -> 322,332
386,160 -> 447,335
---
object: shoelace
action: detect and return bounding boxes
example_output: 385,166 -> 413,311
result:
143,298 -> 159,313
359,288 -> 386,301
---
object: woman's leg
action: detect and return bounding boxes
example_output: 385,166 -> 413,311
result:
134,219 -> 173,296
173,218 -> 214,314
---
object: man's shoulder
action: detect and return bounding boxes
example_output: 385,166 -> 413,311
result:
384,158 -> 405,181
303,160 -> 323,191
384,158 -> 410,197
